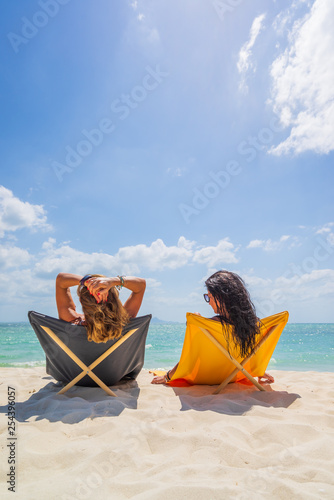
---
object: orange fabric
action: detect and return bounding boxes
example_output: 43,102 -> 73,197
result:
168,311 -> 289,386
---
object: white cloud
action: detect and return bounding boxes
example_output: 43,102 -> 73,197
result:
275,269 -> 334,300
237,13 -> 266,94
247,239 -> 263,249
242,274 -> 272,289
34,236 -> 197,276
315,222 -> 334,235
178,236 -> 196,251
125,1 -> 160,49
269,0 -> 334,155
35,239 -> 119,277
145,278 -> 161,289
0,186 -> 51,237
247,235 -> 292,252
193,238 -> 239,267
328,233 -> 334,247
34,236 -> 239,278
0,268 -> 52,302
166,167 -> 187,177
244,267 -> 334,318
314,222 -> 334,249
272,0 -> 311,36
115,237 -> 193,272
0,243 -> 31,269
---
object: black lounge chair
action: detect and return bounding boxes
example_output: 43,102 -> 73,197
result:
28,311 -> 152,396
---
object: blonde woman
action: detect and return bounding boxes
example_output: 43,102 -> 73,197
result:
56,273 -> 146,343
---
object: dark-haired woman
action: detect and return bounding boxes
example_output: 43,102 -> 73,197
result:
56,273 -> 146,343
151,270 -> 274,384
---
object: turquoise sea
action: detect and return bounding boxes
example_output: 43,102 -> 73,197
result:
0,322 -> 333,372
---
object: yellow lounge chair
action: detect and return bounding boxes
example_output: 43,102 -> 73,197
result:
167,311 -> 289,393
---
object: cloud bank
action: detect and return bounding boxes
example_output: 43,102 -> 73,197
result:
270,0 -> 334,155
0,186 -> 51,237
237,13 -> 266,94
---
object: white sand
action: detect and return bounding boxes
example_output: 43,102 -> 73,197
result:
0,367 -> 334,499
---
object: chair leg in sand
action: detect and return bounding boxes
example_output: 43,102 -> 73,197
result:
209,324 -> 280,394
199,327 -> 265,392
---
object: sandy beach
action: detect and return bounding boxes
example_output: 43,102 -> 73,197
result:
1,367 -> 333,499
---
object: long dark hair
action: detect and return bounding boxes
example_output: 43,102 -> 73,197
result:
205,270 -> 260,357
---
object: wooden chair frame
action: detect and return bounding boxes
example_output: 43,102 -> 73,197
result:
199,324 -> 279,393
41,326 -> 138,397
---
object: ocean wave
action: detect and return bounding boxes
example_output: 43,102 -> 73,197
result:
0,360 -> 46,368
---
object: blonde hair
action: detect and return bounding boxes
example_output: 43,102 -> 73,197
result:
77,274 -> 129,343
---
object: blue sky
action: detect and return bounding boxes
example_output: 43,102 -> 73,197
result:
1,0 -> 333,322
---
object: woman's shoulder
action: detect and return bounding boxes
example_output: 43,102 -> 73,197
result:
191,313 -> 221,321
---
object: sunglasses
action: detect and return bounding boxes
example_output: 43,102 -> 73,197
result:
203,293 -> 210,303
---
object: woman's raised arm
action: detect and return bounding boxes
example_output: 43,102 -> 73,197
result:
55,272 -> 83,322
85,275 -> 146,318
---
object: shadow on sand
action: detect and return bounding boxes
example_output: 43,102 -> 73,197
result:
0,375 -> 140,424
172,381 -> 300,415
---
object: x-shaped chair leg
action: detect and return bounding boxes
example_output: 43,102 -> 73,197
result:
199,327 -> 280,393
41,326 -> 138,396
